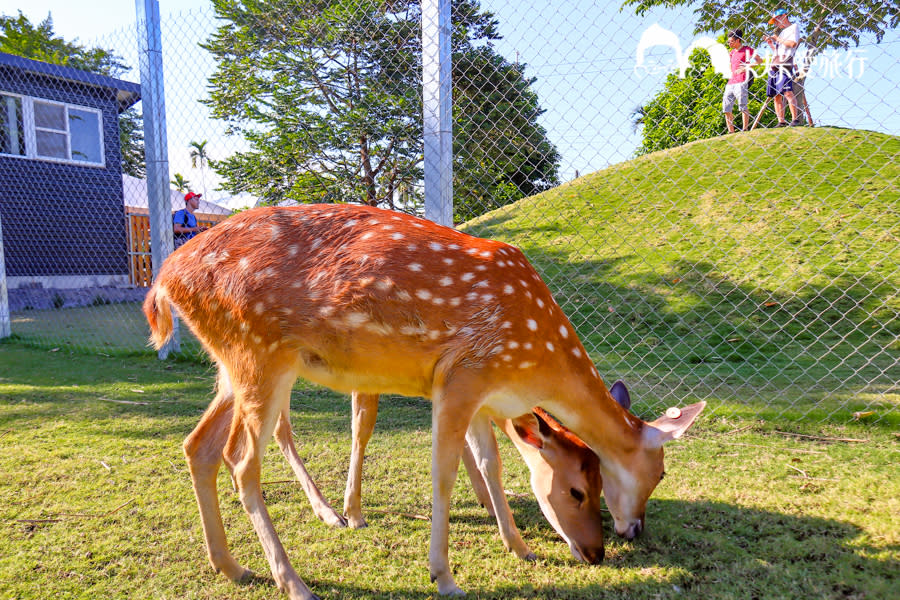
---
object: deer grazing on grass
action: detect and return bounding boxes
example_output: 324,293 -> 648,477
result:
144,204 -> 704,599
275,389 -> 615,562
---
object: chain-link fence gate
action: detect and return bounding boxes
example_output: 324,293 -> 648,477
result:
1,1 -> 897,423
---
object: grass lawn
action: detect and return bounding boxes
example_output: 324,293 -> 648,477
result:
1,341 -> 897,599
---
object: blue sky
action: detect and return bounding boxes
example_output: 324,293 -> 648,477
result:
11,1 -> 900,204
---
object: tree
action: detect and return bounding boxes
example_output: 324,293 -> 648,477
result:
632,47 -> 778,154
171,173 -> 191,193
189,140 -> 209,197
204,0 -> 559,218
0,11 -> 146,177
453,46 -> 559,222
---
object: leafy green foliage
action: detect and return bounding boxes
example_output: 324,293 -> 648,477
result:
204,0 -> 558,218
0,11 -> 146,177
633,48 -> 777,154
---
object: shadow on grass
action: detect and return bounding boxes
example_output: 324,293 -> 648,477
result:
232,497 -> 896,599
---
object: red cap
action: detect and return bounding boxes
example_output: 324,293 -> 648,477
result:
185,192 -> 202,201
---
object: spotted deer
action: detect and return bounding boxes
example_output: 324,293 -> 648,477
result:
143,204 -> 704,599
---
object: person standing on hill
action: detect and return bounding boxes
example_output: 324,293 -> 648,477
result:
723,29 -> 763,133
764,8 -> 802,126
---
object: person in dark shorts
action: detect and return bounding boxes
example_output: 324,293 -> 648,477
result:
764,9 -> 801,126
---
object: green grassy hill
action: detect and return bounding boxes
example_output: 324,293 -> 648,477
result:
463,127 -> 899,421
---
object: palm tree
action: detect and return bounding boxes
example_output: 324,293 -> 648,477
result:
171,172 -> 191,193
189,140 -> 210,197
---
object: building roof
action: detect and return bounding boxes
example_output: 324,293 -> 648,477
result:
0,52 -> 141,111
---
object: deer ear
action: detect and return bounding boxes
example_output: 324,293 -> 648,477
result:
511,413 -> 545,450
609,380 -> 631,411
643,401 -> 706,449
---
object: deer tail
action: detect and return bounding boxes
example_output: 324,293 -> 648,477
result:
143,284 -> 175,350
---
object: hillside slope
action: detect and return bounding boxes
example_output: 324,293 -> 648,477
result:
462,127 -> 899,418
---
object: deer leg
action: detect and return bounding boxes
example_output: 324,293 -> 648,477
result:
343,391 -> 380,528
275,409 -> 347,527
182,367 -> 252,582
460,441 -> 495,517
225,369 -> 317,600
428,385 -> 480,597
465,412 -> 535,560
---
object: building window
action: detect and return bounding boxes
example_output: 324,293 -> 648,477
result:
0,92 -> 104,166
0,94 -> 24,156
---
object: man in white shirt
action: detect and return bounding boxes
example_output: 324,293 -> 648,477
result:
764,9 -> 801,126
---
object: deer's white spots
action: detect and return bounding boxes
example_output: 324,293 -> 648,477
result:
342,219 -> 359,228
254,302 -> 266,315
250,334 -> 262,344
572,347 -> 583,358
291,280 -> 304,288
519,279 -> 529,288
416,289 -> 433,301
591,366 -> 599,378
382,224 -> 394,231
481,294 -> 494,302
400,324 -> 427,336
465,292 -> 479,302
359,276 -> 375,287
502,321 -> 512,329
448,244 -> 460,250
474,280 -> 490,288
319,306 -> 336,317
476,265 -> 488,271
413,222 -> 424,228
429,242 -> 444,252
502,354 -> 513,362
311,238 -> 323,251
525,291 -> 533,299
442,257 -> 454,265
407,243 -> 418,251
345,312 -> 370,327
432,297 -> 445,305
519,361 -> 536,369
536,298 -> 545,308
546,341 -> 555,352
479,251 -> 492,258
239,257 -> 250,271
524,342 -> 533,350
395,290 -> 412,302
391,232 -> 405,240
526,319 -> 538,331
375,278 -> 394,291
361,232 -> 375,241
559,325 -> 569,339
503,284 -> 514,294
408,263 -> 423,272
288,245 -> 299,257
460,272 -> 475,282
439,276 -> 453,287
268,225 -> 281,240
428,330 -> 443,340
507,341 -> 519,349
449,297 -> 461,307
497,260 -> 506,267
268,341 -> 280,353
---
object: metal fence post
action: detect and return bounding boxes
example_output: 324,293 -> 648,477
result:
136,0 -> 179,357
0,211 -> 10,339
422,0 -> 453,228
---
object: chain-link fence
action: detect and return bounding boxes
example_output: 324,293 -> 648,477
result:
1,1 -> 897,423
